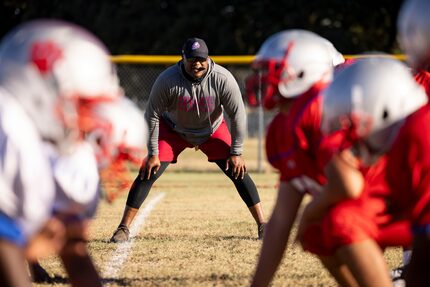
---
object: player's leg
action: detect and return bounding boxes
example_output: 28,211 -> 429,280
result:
0,240 -> 31,287
0,212 -> 32,286
59,218 -> 102,287
251,182 -> 303,286
25,219 -> 64,281
376,220 -> 412,284
302,197 -> 395,287
319,255 -> 359,287
300,210 -> 359,287
336,240 -> 392,287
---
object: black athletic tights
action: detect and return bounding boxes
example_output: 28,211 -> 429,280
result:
126,160 -> 261,209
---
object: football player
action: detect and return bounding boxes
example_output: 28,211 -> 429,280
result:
0,19 -> 130,286
250,29 -> 344,287
299,57 -> 427,287
396,0 -> 430,285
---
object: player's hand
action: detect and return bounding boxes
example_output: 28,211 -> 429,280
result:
25,217 -> 66,261
141,155 -> 161,180
295,196 -> 325,244
226,155 -> 246,179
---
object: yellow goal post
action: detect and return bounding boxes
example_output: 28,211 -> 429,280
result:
111,54 -> 406,65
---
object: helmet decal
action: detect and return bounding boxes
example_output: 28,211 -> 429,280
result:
30,41 -> 63,75
248,30 -> 341,109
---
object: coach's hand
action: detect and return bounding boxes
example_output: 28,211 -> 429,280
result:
141,155 -> 161,180
226,155 -> 246,179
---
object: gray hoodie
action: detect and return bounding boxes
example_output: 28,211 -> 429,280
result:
145,59 -> 246,156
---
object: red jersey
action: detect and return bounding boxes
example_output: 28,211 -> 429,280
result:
386,104 -> 430,227
265,83 -> 327,190
302,156 -> 412,256
414,69 -> 430,99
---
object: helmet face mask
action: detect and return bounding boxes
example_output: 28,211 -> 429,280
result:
348,118 -> 405,166
249,29 -> 343,109
93,97 -> 148,202
81,97 -> 147,169
322,57 -> 428,166
247,58 -> 285,109
0,19 -> 121,154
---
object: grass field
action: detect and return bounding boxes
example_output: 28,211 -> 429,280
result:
33,139 -> 402,287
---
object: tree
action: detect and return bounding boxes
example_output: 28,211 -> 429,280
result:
0,0 -> 405,55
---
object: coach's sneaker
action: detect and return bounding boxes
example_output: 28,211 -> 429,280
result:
258,223 -> 265,240
110,224 -> 130,243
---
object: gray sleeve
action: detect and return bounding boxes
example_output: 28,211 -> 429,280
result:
145,74 -> 171,155
219,70 -> 247,155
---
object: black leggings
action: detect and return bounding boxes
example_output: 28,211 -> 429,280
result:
126,160 -> 261,209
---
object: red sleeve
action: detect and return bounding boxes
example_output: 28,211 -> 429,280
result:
265,100 -> 326,185
414,70 -> 430,99
387,106 -> 430,226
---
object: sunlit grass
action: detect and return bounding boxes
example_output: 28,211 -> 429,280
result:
33,139 -> 402,286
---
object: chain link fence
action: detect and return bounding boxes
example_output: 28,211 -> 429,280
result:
115,61 -> 276,138
114,54 -> 406,137
113,54 -> 405,172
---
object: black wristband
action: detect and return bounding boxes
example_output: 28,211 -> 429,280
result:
230,152 -> 242,156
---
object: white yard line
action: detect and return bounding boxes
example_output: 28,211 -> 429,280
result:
103,192 -> 165,280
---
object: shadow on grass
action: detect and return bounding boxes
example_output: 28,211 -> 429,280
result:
90,238 -> 112,244
101,277 -> 135,286
33,274 -> 69,284
102,273 -> 251,286
88,233 -> 259,246
131,234 -> 257,241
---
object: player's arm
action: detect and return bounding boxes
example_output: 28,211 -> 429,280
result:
0,240 -> 33,286
324,148 -> 364,199
251,182 -> 304,287
298,149 -> 364,237
25,217 -> 65,261
58,218 -> 102,287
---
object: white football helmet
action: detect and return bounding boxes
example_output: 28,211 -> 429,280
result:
252,29 -> 344,103
0,19 -> 121,154
104,97 -> 147,159
80,97 -> 147,168
398,0 -> 430,69
82,97 -> 147,202
322,57 -> 427,164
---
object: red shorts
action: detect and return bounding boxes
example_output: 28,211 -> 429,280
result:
301,197 -> 412,256
156,119 -> 231,163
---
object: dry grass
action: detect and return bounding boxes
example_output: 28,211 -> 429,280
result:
33,139 -> 402,286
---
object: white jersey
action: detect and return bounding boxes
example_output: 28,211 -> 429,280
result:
0,89 -> 55,238
44,141 -> 100,219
